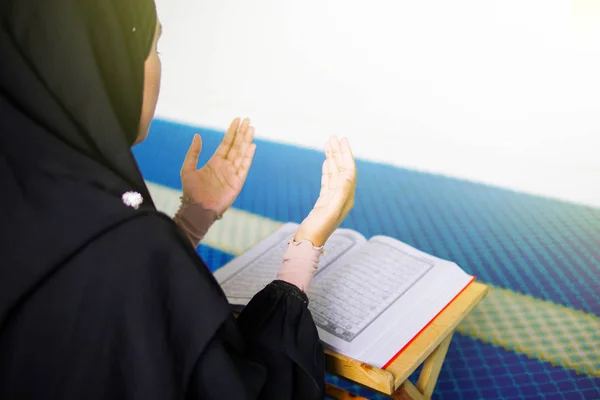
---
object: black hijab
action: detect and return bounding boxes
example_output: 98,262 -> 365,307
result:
0,0 -> 157,188
0,0 -> 160,327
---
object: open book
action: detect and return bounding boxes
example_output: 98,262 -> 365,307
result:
214,223 -> 475,369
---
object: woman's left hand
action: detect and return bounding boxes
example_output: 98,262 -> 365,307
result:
180,118 -> 256,216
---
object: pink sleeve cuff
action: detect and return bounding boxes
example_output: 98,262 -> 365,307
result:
276,239 -> 324,292
173,197 -> 221,247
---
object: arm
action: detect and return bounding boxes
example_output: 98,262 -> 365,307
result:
172,196 -> 220,247
175,118 -> 254,247
189,281 -> 325,399
173,129 -> 354,399
171,212 -> 325,398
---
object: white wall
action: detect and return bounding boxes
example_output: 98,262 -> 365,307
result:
154,0 -> 600,207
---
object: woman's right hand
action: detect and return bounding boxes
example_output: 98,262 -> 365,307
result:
294,136 -> 356,247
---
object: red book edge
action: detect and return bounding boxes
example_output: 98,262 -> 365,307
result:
381,275 -> 477,370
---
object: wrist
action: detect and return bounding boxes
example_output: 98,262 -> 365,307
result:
173,197 -> 221,247
276,239 -> 324,292
293,231 -> 326,247
180,194 -> 223,220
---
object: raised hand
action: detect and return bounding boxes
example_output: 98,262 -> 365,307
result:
180,118 -> 256,216
294,136 -> 356,247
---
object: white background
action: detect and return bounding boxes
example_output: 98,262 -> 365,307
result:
153,0 -> 600,207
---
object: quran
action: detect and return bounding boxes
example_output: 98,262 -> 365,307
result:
213,223 -> 475,368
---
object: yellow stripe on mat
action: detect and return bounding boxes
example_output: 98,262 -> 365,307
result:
458,287 -> 600,376
147,181 -> 600,377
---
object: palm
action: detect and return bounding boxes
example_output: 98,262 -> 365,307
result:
180,118 -> 256,216
295,137 -> 356,246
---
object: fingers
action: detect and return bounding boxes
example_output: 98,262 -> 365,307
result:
234,125 -> 255,170
215,118 -> 240,159
320,158 -> 330,192
339,138 -> 356,214
327,136 -> 356,217
340,137 -> 356,179
329,136 -> 344,172
181,134 -> 202,175
227,118 -> 250,162
325,140 -> 337,189
236,143 -> 257,182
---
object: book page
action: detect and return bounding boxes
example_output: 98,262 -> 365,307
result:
214,223 -> 367,306
311,235 -> 473,364
307,238 -> 435,343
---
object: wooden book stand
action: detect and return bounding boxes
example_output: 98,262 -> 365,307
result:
324,282 -> 489,399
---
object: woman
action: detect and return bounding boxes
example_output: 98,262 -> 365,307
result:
0,0 -> 356,399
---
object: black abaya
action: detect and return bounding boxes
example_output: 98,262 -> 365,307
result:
0,0 -> 325,398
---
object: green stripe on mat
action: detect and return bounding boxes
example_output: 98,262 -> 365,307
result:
147,181 -> 600,377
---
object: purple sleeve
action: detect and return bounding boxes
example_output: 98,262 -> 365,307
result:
172,197 -> 220,247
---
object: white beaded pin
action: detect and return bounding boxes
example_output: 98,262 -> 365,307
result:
122,191 -> 143,209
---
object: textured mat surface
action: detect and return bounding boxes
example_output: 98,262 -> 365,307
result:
134,119 -> 600,399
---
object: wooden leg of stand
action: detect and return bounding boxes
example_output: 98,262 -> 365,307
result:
328,331 -> 455,400
391,381 -> 426,400
325,383 -> 369,400
415,331 -> 454,399
391,332 -> 454,400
